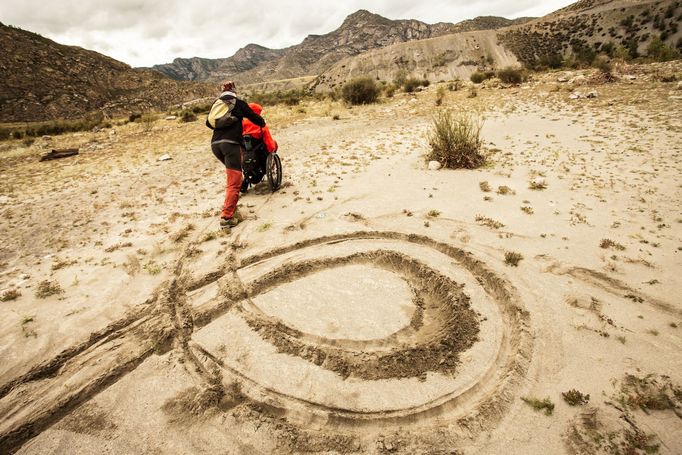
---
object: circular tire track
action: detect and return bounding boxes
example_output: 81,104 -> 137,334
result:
193,231 -> 533,434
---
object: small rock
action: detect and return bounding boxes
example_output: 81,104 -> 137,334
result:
158,154 -> 172,161
385,441 -> 394,451
585,90 -> 598,98
165,115 -> 177,120
557,76 -> 569,83
408,98 -> 418,104
571,75 -> 587,84
569,92 -> 582,100
677,81 -> 682,90
428,161 -> 442,170
624,75 -> 636,81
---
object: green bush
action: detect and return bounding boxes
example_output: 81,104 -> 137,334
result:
341,77 -> 381,105
497,67 -> 527,84
179,110 -> 197,122
393,69 -> 409,87
403,78 -> 422,92
426,110 -> 485,169
647,36 -> 681,61
470,72 -> 487,83
249,89 -> 306,106
538,53 -> 564,69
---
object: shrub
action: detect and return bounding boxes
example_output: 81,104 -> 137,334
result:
647,36 -> 681,61
179,110 -> 197,122
538,53 -> 564,69
426,110 -> 485,169
522,396 -> 554,415
393,69 -> 409,87
470,71 -> 494,84
497,67 -> 527,84
341,77 -> 381,105
249,89 -> 306,106
403,78 -> 422,92
504,251 -> 523,266
447,80 -> 462,91
435,86 -> 446,106
384,84 -> 397,98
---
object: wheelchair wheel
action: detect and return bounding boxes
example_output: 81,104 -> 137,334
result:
266,153 -> 282,192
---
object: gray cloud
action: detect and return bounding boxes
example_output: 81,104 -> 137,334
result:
0,0 -> 575,66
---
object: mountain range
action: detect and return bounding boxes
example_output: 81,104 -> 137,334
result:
1,0 -> 680,123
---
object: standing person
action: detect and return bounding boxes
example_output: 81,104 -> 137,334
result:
241,102 -> 278,192
207,81 -> 265,228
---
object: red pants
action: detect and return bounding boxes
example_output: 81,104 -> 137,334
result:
211,142 -> 242,219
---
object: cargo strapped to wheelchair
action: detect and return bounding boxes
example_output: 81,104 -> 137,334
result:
242,134 -> 266,184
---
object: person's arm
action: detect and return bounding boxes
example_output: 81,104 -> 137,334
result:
237,99 -> 265,127
261,126 -> 278,153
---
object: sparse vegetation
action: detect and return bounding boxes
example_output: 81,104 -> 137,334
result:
646,35 -> 681,61
562,389 -> 590,406
143,261 -> 162,275
497,67 -> 527,84
521,396 -> 555,415
497,185 -> 515,195
249,88 -> 307,106
475,215 -> 504,229
521,206 -> 534,215
479,181 -> 491,192
504,251 -> 523,267
470,71 -> 493,84
35,280 -> 64,299
426,209 -> 441,218
179,110 -> 197,123
0,289 -> 21,302
258,222 -> 272,232
426,109 -> 485,169
529,179 -> 547,190
341,77 -> 381,105
435,86 -> 446,106
600,239 -> 626,250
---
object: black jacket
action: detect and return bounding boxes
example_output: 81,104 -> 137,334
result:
207,92 -> 265,144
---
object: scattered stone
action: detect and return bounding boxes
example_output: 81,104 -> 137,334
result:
428,161 -> 442,170
158,154 -> 172,161
676,81 -> 682,91
586,90 -> 598,98
165,115 -> 177,120
408,98 -> 418,104
623,74 -> 636,81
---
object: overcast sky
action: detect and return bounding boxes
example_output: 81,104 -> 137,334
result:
0,0 -> 575,67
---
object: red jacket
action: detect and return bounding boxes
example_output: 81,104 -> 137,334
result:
242,103 -> 278,153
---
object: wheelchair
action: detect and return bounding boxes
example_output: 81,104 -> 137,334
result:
242,135 -> 282,193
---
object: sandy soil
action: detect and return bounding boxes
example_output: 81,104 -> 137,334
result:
1,61 -> 681,454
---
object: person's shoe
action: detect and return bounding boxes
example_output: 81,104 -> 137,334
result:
220,217 -> 239,228
240,180 -> 249,193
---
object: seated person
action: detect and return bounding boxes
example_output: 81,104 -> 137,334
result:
241,103 -> 278,192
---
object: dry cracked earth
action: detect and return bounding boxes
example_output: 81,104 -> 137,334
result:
0,61 -> 681,454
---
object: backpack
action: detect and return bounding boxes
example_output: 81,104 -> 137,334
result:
207,95 -> 238,129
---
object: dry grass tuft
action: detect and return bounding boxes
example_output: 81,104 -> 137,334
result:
426,110 -> 485,169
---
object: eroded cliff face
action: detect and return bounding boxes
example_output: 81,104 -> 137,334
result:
312,30 -> 521,92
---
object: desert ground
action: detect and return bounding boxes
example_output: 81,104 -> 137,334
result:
1,61 -> 681,454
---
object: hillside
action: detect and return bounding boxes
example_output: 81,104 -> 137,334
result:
0,23 -> 215,122
152,11 -> 534,85
314,0 -> 681,90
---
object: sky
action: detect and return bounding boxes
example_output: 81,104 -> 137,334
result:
0,0 -> 575,67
